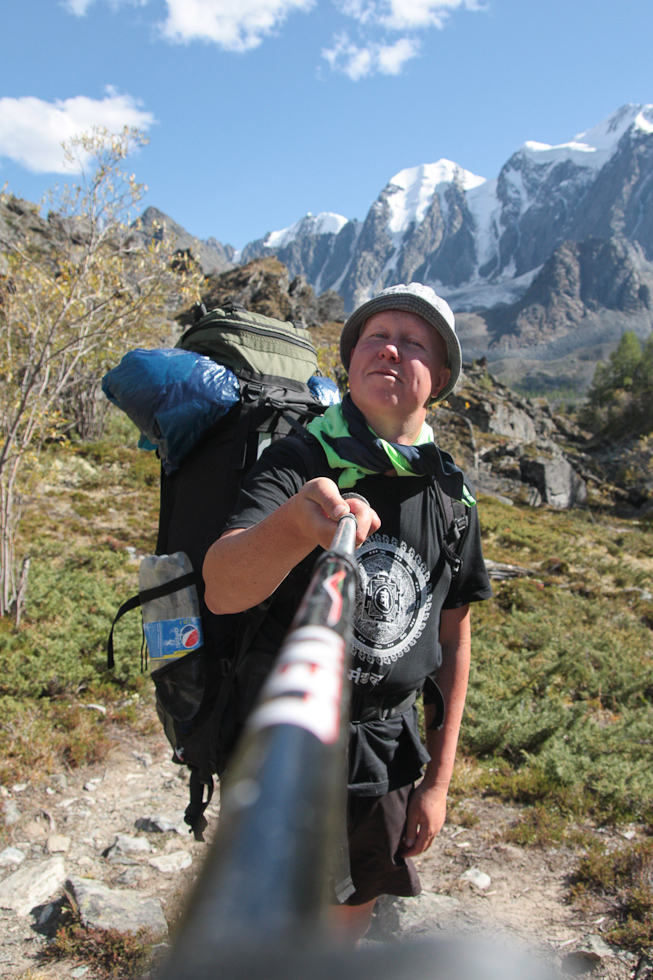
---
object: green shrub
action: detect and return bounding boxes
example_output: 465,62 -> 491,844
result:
570,840 -> 653,950
463,497 -> 653,824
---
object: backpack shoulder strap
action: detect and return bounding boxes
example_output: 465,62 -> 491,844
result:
434,482 -> 469,579
423,480 -> 471,732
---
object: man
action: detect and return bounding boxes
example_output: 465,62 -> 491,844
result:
203,282 -> 492,939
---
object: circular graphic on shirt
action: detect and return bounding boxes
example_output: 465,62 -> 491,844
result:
352,534 -> 432,664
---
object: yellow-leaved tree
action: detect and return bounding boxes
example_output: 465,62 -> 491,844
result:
0,127 -> 202,618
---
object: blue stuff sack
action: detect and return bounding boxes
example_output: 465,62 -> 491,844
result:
102,349 -> 241,474
308,375 -> 341,406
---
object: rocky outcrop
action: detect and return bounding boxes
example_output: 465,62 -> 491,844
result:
181,257 -> 318,325
519,455 -> 588,509
177,257 -> 341,329
485,237 -> 653,350
134,206 -> 234,275
431,363 -> 615,511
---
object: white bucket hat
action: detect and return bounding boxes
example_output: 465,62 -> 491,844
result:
340,282 -> 461,401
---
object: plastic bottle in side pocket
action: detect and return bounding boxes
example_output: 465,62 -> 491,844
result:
139,552 -> 206,722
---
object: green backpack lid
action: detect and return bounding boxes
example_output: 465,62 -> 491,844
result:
177,303 -> 318,384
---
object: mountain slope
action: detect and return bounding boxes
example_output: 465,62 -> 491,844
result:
246,104 -> 653,316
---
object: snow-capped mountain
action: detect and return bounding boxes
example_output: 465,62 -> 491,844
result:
138,104 -> 653,392
242,104 -> 653,315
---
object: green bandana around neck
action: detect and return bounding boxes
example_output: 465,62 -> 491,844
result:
306,398 -> 475,506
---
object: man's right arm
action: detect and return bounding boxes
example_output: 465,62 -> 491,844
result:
203,478 -> 380,615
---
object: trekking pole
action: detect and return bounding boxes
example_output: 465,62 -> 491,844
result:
159,496 -> 365,980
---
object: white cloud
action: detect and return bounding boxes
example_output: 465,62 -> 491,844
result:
63,0 -> 149,15
338,0 -> 482,31
324,0 -> 484,77
322,33 -> 420,79
60,0 -> 485,80
160,0 -> 315,52
63,0 -> 95,13
0,90 -> 155,173
376,36 -> 421,72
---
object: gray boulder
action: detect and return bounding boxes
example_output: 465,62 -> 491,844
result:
65,876 -> 168,935
369,891 -> 461,941
520,455 -> 587,508
0,857 -> 66,916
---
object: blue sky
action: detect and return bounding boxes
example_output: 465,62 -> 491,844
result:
1,0 -> 651,249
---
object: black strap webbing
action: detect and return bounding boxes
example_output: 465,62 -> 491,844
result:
107,571 -> 197,670
184,770 -> 213,840
423,676 -> 446,730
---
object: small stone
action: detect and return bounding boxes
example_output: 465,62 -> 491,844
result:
36,903 -> 56,927
460,867 -> 492,890
132,751 -> 153,767
45,787 -> 55,795
65,876 -> 168,934
116,867 -> 149,886
71,968 -> 89,978
491,843 -> 523,862
136,814 -> 186,835
47,835 -> 71,854
0,846 -> 26,867
149,851 -> 192,874
370,892 -> 461,940
50,774 -> 68,790
0,857 -> 66,916
3,800 -> 22,827
106,853 -> 138,866
12,783 -> 27,794
622,829 -> 636,840
577,935 -> 615,960
110,834 -> 151,855
83,781 -> 99,792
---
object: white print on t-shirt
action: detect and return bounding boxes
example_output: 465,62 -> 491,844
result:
351,534 -> 432,665
347,667 -> 384,685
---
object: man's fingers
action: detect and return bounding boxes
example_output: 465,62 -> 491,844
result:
400,804 -> 421,855
346,496 -> 381,544
401,817 -> 433,857
302,478 -> 350,520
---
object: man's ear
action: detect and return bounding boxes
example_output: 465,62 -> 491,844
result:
431,367 -> 451,401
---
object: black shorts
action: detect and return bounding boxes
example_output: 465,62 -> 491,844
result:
343,784 -> 421,906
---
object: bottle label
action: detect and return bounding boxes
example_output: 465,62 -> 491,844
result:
144,616 -> 203,668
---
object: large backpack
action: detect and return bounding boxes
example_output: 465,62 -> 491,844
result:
106,302 -> 341,831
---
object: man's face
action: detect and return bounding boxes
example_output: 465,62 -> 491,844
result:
347,310 -> 451,427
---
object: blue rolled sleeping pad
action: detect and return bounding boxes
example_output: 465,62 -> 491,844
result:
102,349 -> 342,475
101,348 -> 241,474
307,375 -> 341,405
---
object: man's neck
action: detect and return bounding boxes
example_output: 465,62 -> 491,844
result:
359,408 -> 427,445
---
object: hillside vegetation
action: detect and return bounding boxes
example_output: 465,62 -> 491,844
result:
0,360 -> 651,950
1,398 -> 651,814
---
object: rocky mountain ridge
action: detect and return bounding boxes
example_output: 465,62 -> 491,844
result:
146,104 -> 653,393
239,105 -> 653,314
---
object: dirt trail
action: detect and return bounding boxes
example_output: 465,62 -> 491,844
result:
0,714 -> 641,979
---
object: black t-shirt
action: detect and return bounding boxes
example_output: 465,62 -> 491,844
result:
223,434 -> 492,796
